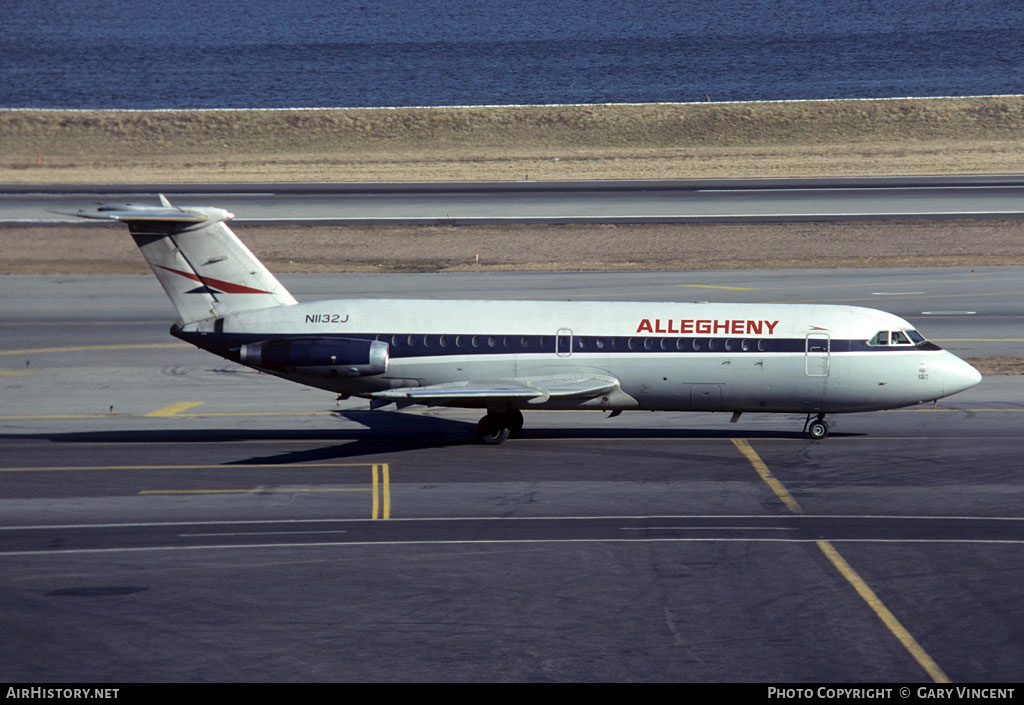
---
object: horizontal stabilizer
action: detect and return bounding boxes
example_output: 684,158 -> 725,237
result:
76,206 -> 210,224
73,198 -> 223,229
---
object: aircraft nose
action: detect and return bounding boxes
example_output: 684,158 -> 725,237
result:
942,353 -> 982,396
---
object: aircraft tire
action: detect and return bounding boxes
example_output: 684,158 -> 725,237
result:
477,415 -> 511,445
807,419 -> 829,440
506,408 -> 524,436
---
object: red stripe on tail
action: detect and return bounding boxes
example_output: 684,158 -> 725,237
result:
153,265 -> 274,295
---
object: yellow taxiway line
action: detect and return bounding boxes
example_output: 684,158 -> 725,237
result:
0,461 -> 391,520
731,439 -> 803,514
677,284 -> 756,291
145,401 -> 206,417
138,488 -> 371,495
776,290 -> 1024,305
0,343 -> 190,356
0,462 -> 375,472
371,463 -> 390,520
731,438 -> 951,684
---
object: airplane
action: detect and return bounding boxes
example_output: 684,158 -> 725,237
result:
74,196 -> 982,443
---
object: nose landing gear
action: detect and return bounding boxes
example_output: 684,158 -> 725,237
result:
803,413 -> 829,440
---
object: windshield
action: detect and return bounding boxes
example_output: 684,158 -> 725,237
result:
905,329 -> 925,345
868,328 -> 942,350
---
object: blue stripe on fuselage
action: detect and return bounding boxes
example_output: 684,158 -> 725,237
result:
173,328 -> 939,361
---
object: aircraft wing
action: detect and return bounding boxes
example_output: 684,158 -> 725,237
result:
370,374 -> 620,406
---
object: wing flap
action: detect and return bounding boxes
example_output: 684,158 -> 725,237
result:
525,375 -> 618,401
372,381 -> 543,402
371,375 -> 619,405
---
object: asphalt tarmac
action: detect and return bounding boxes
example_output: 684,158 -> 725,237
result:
1,268 -> 1023,682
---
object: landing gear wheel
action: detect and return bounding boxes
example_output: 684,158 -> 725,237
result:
477,414 -> 511,445
807,418 -> 829,440
506,408 -> 524,437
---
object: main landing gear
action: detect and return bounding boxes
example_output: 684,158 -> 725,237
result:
476,408 -> 524,445
803,413 -> 829,440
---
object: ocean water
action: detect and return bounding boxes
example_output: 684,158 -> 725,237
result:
2,0 -> 1023,109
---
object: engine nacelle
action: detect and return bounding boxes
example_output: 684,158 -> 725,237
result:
239,337 -> 388,377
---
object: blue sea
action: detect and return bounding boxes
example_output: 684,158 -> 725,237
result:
3,0 -> 1023,109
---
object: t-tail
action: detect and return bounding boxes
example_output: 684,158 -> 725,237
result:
75,195 -> 296,323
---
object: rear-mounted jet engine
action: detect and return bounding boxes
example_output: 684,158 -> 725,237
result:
240,337 -> 389,377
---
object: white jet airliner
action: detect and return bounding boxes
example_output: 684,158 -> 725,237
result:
76,197 -> 982,443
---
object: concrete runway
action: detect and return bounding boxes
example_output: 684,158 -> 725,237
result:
2,268 -> 1023,682
5,176 -> 1024,224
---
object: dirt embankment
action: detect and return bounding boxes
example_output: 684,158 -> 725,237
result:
3,96 -> 1024,182
3,219 -> 1023,275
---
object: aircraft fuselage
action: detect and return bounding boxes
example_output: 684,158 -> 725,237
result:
174,297 -> 980,416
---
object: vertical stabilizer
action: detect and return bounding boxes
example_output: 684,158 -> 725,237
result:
76,197 -> 297,323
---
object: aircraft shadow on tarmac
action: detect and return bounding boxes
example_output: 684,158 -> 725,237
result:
1,409 -> 861,463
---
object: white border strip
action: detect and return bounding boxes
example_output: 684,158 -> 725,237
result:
4,94 -> 1024,113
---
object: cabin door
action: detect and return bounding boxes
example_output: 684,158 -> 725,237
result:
805,332 -> 830,376
555,328 -> 573,357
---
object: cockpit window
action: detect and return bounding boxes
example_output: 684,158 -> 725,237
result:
905,329 -> 926,345
907,328 -> 943,350
869,328 -> 942,350
869,329 -> 926,346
